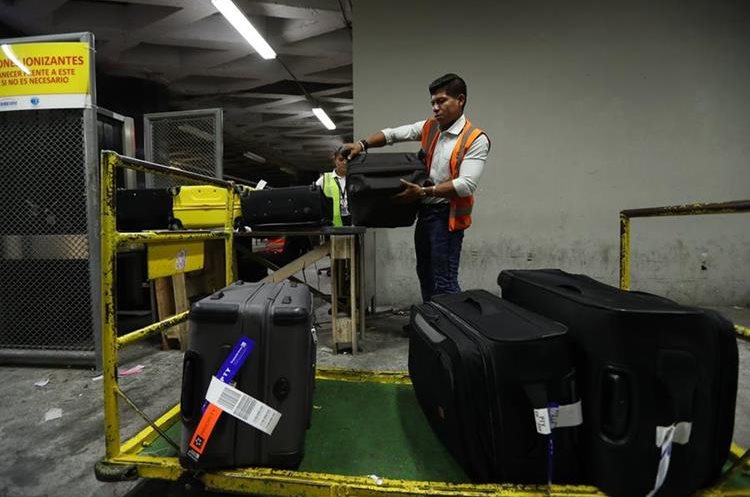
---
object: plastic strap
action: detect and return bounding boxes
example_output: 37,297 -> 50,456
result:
645,422 -> 693,497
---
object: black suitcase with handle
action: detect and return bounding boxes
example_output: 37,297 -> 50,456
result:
498,269 -> 738,497
346,152 -> 428,227
240,185 -> 332,228
409,289 -> 581,483
180,280 -> 316,469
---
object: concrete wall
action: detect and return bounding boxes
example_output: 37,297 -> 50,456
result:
353,0 -> 750,306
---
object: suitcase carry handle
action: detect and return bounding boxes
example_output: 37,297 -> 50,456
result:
601,368 -> 632,441
556,284 -> 583,294
463,296 -> 487,315
181,350 -> 200,423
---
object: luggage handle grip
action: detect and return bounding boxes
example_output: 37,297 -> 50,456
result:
556,284 -> 583,294
463,296 -> 486,315
180,350 -> 199,424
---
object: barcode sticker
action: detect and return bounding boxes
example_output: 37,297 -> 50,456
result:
205,376 -> 282,435
534,408 -> 552,435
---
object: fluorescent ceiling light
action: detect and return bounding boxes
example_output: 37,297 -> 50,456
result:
177,125 -> 214,142
312,108 -> 336,130
211,0 -> 276,60
1,44 -> 31,75
243,151 -> 266,164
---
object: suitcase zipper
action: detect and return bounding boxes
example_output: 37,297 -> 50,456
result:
430,301 -> 503,478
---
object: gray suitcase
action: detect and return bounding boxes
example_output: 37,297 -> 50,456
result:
180,280 -> 315,469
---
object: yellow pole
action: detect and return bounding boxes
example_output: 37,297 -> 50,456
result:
100,151 -> 121,458
619,213 -> 631,290
225,184 -> 236,285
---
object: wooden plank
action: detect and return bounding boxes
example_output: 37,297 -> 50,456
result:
261,242 -> 330,283
330,235 -> 353,259
153,277 -> 174,350
185,240 -> 225,299
349,236 -> 358,354
172,273 -> 190,351
333,317 -> 352,350
330,236 -> 359,355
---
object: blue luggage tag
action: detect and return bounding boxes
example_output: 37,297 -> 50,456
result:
200,336 -> 255,415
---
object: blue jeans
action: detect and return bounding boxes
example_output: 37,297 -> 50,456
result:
414,204 -> 465,303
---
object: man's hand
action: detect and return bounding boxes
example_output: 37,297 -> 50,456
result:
340,142 -> 365,161
392,179 -> 423,203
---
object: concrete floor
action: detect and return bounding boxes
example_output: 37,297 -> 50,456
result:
0,300 -> 747,497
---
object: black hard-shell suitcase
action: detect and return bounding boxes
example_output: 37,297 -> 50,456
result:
346,152 -> 427,227
240,185 -> 332,228
498,269 -> 738,497
116,188 -> 174,231
180,280 -> 316,469
409,290 -> 581,483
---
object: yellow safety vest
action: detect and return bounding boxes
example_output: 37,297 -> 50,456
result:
322,172 -> 343,227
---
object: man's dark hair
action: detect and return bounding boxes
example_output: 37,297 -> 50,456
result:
429,73 -> 467,106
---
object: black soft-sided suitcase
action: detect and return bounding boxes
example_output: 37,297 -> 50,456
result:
498,269 -> 738,497
116,188 -> 175,231
240,185 -> 332,228
346,152 -> 427,227
180,280 -> 315,469
409,290 -> 581,483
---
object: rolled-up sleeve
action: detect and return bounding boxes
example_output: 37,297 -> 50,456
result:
452,134 -> 490,197
381,120 -> 425,144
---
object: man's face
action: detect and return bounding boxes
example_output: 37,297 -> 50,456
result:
334,154 -> 347,176
431,90 -> 465,129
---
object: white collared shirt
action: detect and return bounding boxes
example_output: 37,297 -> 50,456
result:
381,114 -> 489,201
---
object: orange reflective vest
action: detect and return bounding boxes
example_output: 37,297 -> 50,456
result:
420,117 -> 487,231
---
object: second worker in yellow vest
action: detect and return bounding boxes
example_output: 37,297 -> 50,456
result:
316,147 -> 351,227
342,73 -> 490,303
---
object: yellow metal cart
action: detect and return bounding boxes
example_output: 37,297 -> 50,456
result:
95,152 -> 749,496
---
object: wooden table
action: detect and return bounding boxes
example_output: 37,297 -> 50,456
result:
235,227 -> 367,354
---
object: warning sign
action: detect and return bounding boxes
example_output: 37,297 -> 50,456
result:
0,41 -> 92,111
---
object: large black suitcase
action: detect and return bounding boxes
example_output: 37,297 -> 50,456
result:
346,152 -> 427,227
409,290 -> 581,483
498,269 -> 738,497
180,280 -> 316,469
240,185 -> 332,228
116,188 -> 175,231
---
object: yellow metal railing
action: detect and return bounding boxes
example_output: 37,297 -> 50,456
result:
99,151 -> 236,461
619,199 -> 750,339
